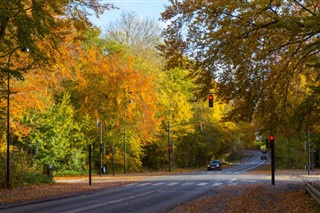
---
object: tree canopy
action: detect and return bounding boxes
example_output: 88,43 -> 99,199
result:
161,0 -> 320,132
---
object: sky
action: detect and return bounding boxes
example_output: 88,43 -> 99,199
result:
89,0 -> 171,31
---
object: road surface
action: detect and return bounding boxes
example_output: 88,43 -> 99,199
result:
1,150 -> 274,213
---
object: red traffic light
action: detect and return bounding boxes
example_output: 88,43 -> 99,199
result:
208,94 -> 214,107
269,135 -> 274,141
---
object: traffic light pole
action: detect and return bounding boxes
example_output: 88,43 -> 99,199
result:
271,144 -> 275,185
89,144 -> 92,186
269,134 -> 275,185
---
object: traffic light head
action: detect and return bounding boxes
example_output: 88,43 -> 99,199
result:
269,135 -> 274,142
208,94 -> 214,107
198,123 -> 202,130
269,135 -> 274,148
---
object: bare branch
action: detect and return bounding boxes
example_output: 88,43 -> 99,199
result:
293,0 -> 317,16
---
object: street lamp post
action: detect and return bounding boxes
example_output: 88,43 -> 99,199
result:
6,54 -> 11,188
5,47 -> 29,188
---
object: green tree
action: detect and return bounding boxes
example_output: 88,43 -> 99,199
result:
23,93 -> 93,172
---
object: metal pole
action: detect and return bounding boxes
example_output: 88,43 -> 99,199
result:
6,61 -> 10,188
168,121 -> 171,172
307,127 -> 310,175
5,47 -> 29,188
112,147 -> 115,176
271,143 -> 275,185
100,122 -> 102,176
124,104 -> 127,174
89,144 -> 92,186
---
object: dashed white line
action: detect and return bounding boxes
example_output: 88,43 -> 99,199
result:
167,182 -> 179,186
212,183 -> 223,187
228,183 -> 238,186
182,182 -> 194,186
153,182 -> 166,186
197,183 -> 208,186
125,183 -> 138,187
138,183 -> 151,186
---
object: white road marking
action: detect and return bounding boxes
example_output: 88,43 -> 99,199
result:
138,183 -> 151,186
212,183 -> 223,187
153,182 -> 166,186
228,183 -> 238,186
167,182 -> 179,186
182,182 -> 194,186
197,182 -> 208,186
125,183 -> 138,187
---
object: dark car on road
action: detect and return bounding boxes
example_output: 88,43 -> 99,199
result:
261,155 -> 267,160
207,160 -> 222,171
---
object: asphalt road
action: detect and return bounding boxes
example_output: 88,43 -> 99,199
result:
2,150 -> 271,213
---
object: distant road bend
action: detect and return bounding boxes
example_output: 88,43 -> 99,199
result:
3,150 -> 268,213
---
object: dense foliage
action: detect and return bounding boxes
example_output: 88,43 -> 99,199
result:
161,0 -> 320,170
6,0 -> 317,187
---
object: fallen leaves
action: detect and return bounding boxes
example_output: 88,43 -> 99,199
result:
172,182 -> 320,213
0,182 -> 125,205
1,169 -> 320,213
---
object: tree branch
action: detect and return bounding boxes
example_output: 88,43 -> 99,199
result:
293,0 -> 317,16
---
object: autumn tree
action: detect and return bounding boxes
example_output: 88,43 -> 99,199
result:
0,0 -> 114,73
0,0 -> 114,184
0,0 -> 114,158
161,0 -> 320,134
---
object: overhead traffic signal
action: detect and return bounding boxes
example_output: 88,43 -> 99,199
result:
198,123 -> 202,131
208,94 -> 214,107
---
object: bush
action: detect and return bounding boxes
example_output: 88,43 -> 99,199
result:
0,149 -> 52,187
54,169 -> 86,176
18,173 -> 52,185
